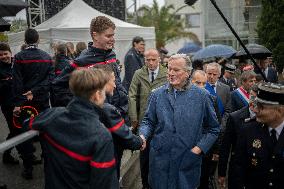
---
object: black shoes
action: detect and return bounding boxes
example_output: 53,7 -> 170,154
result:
2,153 -> 19,165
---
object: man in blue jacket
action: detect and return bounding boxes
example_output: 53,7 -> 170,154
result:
139,54 -> 220,189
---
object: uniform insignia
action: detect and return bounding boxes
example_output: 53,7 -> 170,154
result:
251,158 -> 258,166
252,139 -> 261,148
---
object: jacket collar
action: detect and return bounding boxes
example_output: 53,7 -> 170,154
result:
67,96 -> 102,116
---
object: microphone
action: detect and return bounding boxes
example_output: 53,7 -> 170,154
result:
184,0 -> 198,6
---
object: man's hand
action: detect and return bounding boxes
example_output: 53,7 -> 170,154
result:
140,135 -> 146,151
13,106 -> 21,117
218,176 -> 226,188
23,91 -> 33,101
212,154 -> 219,161
191,146 -> 202,155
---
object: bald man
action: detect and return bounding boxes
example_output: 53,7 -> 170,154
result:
128,48 -> 168,189
192,70 -> 208,88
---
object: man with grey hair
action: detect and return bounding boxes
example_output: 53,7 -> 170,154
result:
139,54 -> 220,189
204,62 -> 231,188
231,71 -> 257,112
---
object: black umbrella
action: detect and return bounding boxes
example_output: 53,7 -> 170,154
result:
0,0 -> 28,17
0,17 -> 10,32
234,43 -> 272,59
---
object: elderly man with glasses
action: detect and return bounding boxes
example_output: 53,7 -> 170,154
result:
234,82 -> 284,189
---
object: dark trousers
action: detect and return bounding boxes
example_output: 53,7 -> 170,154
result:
1,105 -> 21,153
16,100 -> 50,171
198,155 -> 218,189
140,139 -> 151,188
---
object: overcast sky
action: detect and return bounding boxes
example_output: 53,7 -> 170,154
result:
13,0 -> 165,20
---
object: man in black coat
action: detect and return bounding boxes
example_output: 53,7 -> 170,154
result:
219,63 -> 237,91
218,85 -> 258,189
122,36 -> 145,92
234,82 -> 284,189
23,69 -> 119,189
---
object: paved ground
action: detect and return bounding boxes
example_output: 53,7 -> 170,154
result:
0,110 -> 142,189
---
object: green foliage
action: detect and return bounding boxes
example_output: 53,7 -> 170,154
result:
136,0 -> 199,48
257,0 -> 284,72
10,19 -> 28,33
0,33 -> 8,42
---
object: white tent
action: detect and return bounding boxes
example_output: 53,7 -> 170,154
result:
8,0 -> 156,63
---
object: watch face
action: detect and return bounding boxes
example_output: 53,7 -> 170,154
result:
13,106 -> 39,128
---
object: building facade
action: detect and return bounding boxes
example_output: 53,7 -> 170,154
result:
203,0 -> 261,49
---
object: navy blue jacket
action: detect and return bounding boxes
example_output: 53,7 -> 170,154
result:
122,47 -> 144,91
234,122 -> 284,189
218,106 -> 251,188
0,60 -> 13,106
52,45 -> 128,116
25,97 -> 119,189
54,54 -> 70,76
12,46 -> 54,107
231,89 -> 248,112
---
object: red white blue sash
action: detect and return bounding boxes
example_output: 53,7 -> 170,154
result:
236,87 -> 250,105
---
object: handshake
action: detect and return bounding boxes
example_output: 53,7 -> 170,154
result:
130,121 -> 147,151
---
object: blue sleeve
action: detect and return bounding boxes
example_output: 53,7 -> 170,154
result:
139,92 -> 158,140
197,93 -> 220,154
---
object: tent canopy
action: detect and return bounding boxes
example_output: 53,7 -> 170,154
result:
8,0 -> 155,63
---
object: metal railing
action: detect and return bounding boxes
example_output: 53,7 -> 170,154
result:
0,130 -> 39,153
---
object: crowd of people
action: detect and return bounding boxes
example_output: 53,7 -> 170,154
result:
0,15 -> 283,189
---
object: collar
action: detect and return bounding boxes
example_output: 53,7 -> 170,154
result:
26,44 -> 37,49
268,119 -> 284,137
167,78 -> 192,92
148,66 -> 159,76
249,107 -> 256,119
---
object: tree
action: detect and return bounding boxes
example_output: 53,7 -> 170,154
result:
136,0 -> 199,48
10,19 -> 28,33
257,0 -> 284,72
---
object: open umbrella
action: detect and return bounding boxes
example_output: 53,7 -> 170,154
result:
0,0 -> 28,17
192,44 -> 236,61
0,17 -> 10,32
234,43 -> 272,59
177,42 -> 201,54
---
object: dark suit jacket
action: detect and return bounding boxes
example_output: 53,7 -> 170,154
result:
216,82 -> 232,127
266,67 -> 278,83
122,47 -> 144,91
218,106 -> 251,188
219,77 -> 237,91
231,89 -> 248,112
234,122 -> 284,189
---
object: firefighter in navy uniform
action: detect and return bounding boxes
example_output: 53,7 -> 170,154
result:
234,82 -> 284,189
22,69 -> 119,189
52,16 -> 128,120
12,28 -> 54,179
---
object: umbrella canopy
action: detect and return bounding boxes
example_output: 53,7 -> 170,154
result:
234,43 -> 272,59
0,0 -> 28,17
0,17 -> 10,32
177,42 -> 201,54
192,44 -> 236,61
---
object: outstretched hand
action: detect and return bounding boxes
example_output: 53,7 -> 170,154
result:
140,135 -> 147,151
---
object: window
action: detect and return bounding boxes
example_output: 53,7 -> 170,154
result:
185,13 -> 200,28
